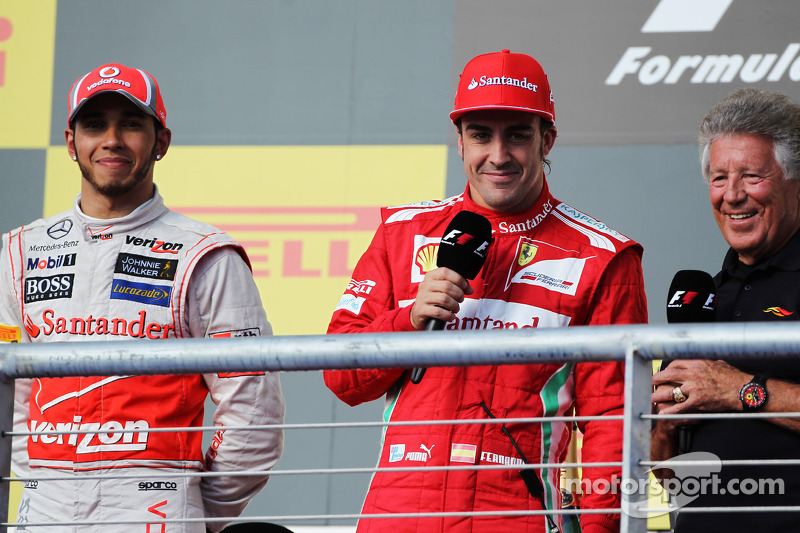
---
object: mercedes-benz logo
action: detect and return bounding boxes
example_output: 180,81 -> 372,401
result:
47,219 -> 73,240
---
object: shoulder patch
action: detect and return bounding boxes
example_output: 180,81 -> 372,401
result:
385,196 -> 463,224
553,203 -> 630,252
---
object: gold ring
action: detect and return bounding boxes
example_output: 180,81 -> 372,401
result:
672,386 -> 687,403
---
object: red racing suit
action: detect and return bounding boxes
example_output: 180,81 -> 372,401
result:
0,188 -> 285,532
324,180 -> 647,533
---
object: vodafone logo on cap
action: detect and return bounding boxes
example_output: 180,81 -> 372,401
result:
99,66 -> 121,78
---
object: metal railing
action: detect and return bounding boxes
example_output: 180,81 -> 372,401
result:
2,321 -> 800,531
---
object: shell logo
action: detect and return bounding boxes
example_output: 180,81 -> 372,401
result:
415,243 -> 439,274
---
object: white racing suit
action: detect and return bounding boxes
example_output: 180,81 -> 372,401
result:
0,188 -> 284,532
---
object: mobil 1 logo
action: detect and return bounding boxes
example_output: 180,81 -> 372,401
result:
26,253 -> 77,272
24,274 -> 74,303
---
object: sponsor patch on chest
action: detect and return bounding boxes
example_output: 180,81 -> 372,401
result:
504,238 -> 592,295
24,274 -> 74,303
115,252 -> 177,281
110,279 -> 172,307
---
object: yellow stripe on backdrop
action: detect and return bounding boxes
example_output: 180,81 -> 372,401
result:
0,0 -> 57,148
2,0 -> 58,522
45,144 -> 449,335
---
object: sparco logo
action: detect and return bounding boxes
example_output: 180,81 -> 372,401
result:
24,274 -> 74,303
138,481 -> 178,492
125,235 -> 183,254
27,253 -> 77,271
605,0 -> 800,86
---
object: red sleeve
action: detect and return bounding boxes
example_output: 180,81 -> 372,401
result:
583,244 -> 648,327
576,246 -> 648,532
324,221 -> 413,406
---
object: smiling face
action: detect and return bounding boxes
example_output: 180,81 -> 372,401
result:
458,109 -> 557,213
709,133 -> 800,265
65,92 -> 171,218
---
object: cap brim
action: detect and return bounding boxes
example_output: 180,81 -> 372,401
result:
450,105 -> 555,124
68,90 -> 159,126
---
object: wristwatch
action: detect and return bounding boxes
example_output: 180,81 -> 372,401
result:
739,375 -> 769,411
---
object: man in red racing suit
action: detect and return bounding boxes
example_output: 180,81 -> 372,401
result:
324,50 -> 647,533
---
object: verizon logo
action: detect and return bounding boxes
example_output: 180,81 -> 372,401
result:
29,417 -> 149,454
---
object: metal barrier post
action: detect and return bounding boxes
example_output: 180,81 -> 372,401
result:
621,346 -> 651,533
0,378 -> 13,533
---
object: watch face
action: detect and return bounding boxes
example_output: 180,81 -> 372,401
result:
742,383 -> 767,408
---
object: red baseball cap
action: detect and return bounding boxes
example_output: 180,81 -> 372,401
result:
450,50 -> 555,124
67,63 -> 167,128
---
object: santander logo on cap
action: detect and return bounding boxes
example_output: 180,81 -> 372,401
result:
451,49 -> 555,124
467,75 -> 539,93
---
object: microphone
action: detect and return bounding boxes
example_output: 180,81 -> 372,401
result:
664,270 -> 716,453
410,211 -> 492,384
666,270 -> 716,324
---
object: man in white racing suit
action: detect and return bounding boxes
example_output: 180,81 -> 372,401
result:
0,63 -> 284,532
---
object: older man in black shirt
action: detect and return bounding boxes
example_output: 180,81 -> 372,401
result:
651,88 -> 800,531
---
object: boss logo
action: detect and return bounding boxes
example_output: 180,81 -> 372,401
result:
24,274 -> 74,303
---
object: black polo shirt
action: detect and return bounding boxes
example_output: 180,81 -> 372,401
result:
676,229 -> 800,532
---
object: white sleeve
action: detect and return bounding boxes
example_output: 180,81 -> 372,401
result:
184,246 -> 285,531
0,232 -> 32,479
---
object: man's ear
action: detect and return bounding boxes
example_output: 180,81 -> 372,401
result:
65,128 -> 77,160
457,132 -> 464,160
542,125 -> 557,157
155,127 -> 172,160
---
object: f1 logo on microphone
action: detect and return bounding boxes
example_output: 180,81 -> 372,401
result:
441,229 -> 490,256
668,290 -> 715,310
668,290 -> 698,306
